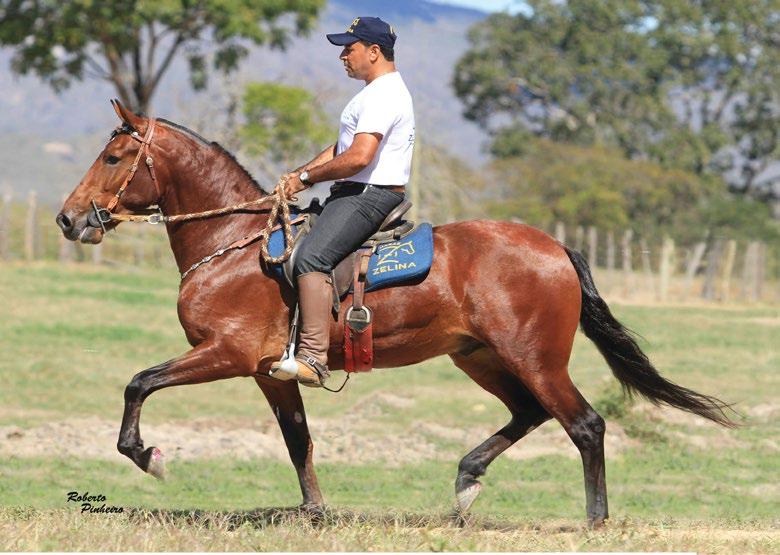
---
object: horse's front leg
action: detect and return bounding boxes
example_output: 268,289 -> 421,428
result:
255,377 -> 324,508
117,340 -> 252,478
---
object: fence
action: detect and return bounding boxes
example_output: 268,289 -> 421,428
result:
545,222 -> 775,304
0,191 -> 174,270
0,191 -> 777,303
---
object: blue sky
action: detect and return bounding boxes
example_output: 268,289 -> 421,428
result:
433,0 -> 524,13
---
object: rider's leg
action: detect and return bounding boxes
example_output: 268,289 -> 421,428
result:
272,184 -> 404,386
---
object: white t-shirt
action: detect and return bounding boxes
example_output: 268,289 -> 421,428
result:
336,71 -> 415,186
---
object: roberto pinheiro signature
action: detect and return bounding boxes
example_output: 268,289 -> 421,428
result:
66,491 -> 124,514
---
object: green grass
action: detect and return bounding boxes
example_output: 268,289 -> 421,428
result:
1,261 -> 778,551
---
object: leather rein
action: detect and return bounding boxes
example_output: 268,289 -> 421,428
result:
90,117 -> 297,279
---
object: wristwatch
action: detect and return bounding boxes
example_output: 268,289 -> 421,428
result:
299,170 -> 314,186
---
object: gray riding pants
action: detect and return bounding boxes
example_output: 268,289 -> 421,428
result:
293,182 -> 405,277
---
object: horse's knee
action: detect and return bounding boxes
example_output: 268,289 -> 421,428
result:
569,410 -> 605,452
124,370 -> 155,403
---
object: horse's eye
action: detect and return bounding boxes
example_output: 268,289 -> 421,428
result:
106,155 -> 120,165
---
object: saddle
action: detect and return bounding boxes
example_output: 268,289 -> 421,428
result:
265,199 -> 434,374
281,199 -> 415,298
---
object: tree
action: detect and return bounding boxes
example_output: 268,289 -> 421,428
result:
486,138 -> 723,243
240,82 -> 332,179
0,0 -> 323,113
453,0 -> 780,205
453,0 -> 672,157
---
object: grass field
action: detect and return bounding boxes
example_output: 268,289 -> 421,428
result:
0,261 -> 778,552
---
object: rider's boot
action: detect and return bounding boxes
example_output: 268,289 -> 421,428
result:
271,271 -> 332,387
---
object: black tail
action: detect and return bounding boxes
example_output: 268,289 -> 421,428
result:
564,246 -> 736,427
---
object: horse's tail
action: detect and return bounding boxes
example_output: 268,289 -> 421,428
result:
563,246 -> 736,427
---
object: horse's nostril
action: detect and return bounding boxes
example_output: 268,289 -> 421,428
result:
56,213 -> 73,232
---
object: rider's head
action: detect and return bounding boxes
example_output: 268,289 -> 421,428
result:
327,16 -> 396,82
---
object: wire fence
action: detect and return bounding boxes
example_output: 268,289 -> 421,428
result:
1,191 -> 777,304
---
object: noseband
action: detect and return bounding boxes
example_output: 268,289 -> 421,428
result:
89,118 -> 160,232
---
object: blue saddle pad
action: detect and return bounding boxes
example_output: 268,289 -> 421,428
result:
266,222 -> 434,292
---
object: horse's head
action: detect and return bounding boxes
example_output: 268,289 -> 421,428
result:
56,100 -> 165,244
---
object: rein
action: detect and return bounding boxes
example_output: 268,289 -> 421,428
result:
92,117 -> 297,278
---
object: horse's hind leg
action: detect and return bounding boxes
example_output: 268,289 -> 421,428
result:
450,349 -> 551,514
254,377 -> 324,508
495,351 -> 608,526
117,341 -> 251,478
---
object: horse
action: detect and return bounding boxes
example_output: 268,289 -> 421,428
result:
56,100 -> 733,526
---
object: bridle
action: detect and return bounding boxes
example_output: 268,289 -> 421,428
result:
88,118 -> 160,233
87,117 -> 298,278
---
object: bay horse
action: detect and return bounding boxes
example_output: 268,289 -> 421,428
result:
56,101 -> 733,526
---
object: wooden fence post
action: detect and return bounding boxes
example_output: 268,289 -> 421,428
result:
555,222 -> 565,244
740,241 -> 758,301
575,226 -> 584,252
621,229 -> 633,297
702,239 -> 724,300
719,240 -> 737,302
92,243 -> 103,265
0,190 -> 11,261
25,191 -> 38,261
755,242 -> 766,301
606,231 -> 616,271
640,237 -> 655,296
58,194 -> 75,263
587,226 -> 598,267
134,226 -> 146,265
658,236 -> 675,301
684,241 -> 707,299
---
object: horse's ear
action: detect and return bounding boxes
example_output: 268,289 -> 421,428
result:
110,98 -> 146,131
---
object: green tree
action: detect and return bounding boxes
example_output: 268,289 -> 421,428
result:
240,82 -> 332,178
486,138 -> 723,243
0,0 -> 323,113
453,0 -> 780,202
453,0 -> 671,157
649,0 -> 780,196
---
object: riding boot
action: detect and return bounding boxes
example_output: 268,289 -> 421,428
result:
270,271 -> 332,387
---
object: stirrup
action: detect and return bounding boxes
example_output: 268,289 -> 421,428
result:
269,355 -> 330,388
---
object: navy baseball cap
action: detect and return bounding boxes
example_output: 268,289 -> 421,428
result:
326,16 -> 397,49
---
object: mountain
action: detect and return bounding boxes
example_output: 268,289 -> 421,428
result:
0,0 -> 489,203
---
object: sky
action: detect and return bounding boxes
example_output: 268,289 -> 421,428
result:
433,0 -> 525,13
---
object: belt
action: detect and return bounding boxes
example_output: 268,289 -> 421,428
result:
335,181 -> 405,194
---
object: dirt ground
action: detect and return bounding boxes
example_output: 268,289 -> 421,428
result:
5,392 -> 771,465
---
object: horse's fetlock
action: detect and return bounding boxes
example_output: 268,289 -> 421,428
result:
457,458 -> 485,480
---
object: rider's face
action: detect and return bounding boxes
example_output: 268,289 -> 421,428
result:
339,41 -> 378,81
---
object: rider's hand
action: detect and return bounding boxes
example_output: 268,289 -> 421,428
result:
281,171 -> 307,199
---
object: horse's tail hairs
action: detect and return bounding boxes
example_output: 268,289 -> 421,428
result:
563,246 -> 738,428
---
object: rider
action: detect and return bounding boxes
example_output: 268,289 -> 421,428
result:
271,16 -> 415,387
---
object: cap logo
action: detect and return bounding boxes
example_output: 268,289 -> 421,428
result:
347,17 -> 360,33
389,25 -> 395,36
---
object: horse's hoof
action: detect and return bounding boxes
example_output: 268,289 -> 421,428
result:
143,447 -> 166,480
455,481 -> 482,513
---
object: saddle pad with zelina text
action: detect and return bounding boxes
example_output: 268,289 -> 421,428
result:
266,222 -> 434,292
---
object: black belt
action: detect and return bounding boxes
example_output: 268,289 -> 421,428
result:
334,181 -> 405,194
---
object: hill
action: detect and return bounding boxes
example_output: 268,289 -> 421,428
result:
0,0 -> 489,204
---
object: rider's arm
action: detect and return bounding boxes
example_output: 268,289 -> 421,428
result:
303,133 -> 381,183
293,143 -> 337,173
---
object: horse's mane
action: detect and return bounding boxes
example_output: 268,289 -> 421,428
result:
157,118 -> 270,195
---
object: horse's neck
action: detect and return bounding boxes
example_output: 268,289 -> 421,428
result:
159,134 -> 271,274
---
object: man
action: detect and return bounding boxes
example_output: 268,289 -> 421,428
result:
270,16 -> 415,387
